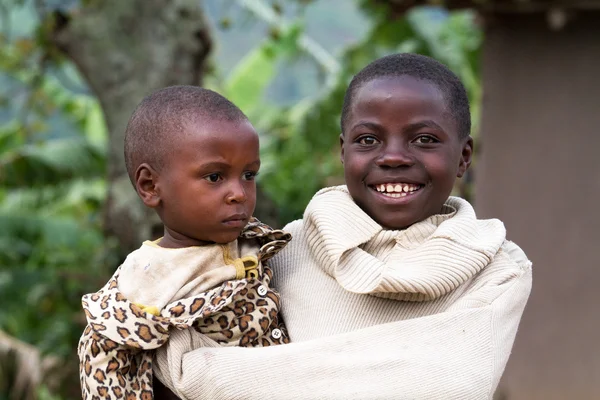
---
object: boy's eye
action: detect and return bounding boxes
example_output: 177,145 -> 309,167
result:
243,171 -> 258,181
357,136 -> 379,145
204,173 -> 222,183
414,135 -> 438,144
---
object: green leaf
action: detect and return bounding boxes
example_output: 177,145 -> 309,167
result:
223,23 -> 306,115
0,136 -> 105,188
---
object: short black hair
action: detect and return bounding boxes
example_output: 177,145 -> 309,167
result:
341,53 -> 471,138
124,85 -> 248,184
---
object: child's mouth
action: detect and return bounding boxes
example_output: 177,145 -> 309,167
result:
371,183 -> 423,198
222,213 -> 248,228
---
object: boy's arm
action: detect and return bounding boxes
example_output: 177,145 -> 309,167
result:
155,258 -> 531,400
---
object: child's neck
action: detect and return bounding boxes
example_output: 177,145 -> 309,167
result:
158,228 -> 214,248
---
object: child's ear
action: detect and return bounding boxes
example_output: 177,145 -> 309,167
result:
457,137 -> 474,178
135,163 -> 161,208
339,133 -> 345,164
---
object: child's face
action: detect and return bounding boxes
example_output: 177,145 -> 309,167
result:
154,119 -> 260,246
341,76 -> 472,230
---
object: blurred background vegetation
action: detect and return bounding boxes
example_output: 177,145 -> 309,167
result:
0,0 -> 482,398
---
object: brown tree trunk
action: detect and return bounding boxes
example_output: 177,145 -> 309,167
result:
476,11 -> 600,400
0,330 -> 61,399
51,0 -> 213,255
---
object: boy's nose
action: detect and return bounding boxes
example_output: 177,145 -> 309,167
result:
375,144 -> 415,168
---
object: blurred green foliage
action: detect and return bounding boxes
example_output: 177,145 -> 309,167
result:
0,8 -> 117,395
1,56 -> 107,352
0,0 -> 481,397
1,27 -> 114,355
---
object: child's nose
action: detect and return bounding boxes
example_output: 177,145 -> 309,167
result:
226,181 -> 247,204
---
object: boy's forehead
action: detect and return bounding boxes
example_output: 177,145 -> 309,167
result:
356,76 -> 443,103
347,75 -> 458,135
350,76 -> 447,119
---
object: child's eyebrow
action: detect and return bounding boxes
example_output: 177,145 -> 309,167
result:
196,160 -> 261,171
196,161 -> 231,171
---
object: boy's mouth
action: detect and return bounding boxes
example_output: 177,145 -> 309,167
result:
371,183 -> 424,198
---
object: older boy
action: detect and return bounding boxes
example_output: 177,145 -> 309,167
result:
78,86 -> 290,399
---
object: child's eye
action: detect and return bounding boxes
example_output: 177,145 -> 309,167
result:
204,173 -> 222,183
414,135 -> 438,144
243,171 -> 258,181
357,136 -> 379,145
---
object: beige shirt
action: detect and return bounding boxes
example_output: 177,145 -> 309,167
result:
118,240 -> 258,311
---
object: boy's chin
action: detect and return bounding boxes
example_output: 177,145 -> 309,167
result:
368,208 -> 422,231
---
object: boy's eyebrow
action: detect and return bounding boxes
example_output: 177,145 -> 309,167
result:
349,121 -> 382,131
349,120 -> 446,134
404,120 -> 445,132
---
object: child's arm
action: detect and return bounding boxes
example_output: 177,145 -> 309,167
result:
78,270 -> 172,399
155,256 -> 531,400
78,324 -> 153,399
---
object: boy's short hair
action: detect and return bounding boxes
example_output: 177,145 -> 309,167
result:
341,53 -> 471,138
124,85 -> 248,184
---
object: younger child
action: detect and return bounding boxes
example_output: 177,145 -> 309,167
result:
77,86 -> 290,399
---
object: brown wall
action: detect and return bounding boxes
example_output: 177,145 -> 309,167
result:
476,11 -> 600,400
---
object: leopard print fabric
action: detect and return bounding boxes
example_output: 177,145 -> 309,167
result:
78,219 -> 291,399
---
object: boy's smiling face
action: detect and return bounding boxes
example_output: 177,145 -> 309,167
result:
137,118 -> 260,248
341,76 -> 472,230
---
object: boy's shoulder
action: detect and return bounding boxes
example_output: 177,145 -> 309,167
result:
282,219 -> 304,236
500,239 -> 531,270
268,219 -> 305,269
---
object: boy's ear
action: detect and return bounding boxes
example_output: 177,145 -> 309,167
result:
135,163 -> 161,208
339,133 -> 345,164
457,137 -> 474,178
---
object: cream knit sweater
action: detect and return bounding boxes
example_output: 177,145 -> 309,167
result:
155,186 -> 532,400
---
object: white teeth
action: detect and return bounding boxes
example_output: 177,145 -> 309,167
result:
375,183 -> 421,195
380,192 -> 409,198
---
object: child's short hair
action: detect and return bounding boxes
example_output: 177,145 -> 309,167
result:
124,85 -> 248,184
341,53 -> 471,138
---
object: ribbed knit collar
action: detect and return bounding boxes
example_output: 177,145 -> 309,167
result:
303,186 -> 507,301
